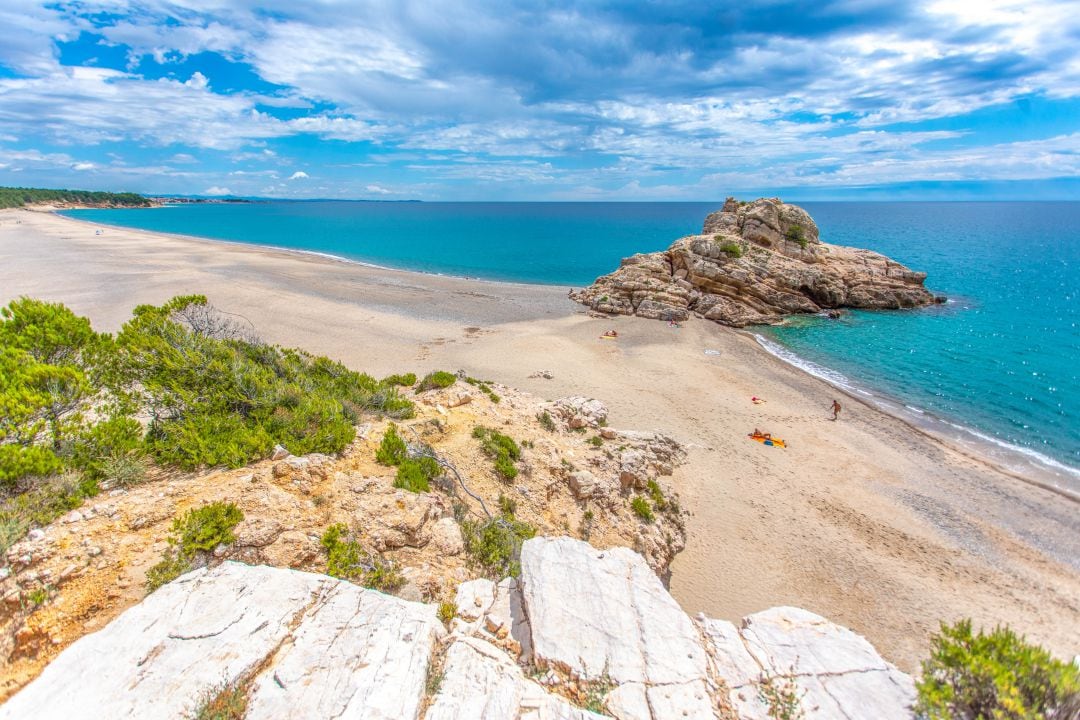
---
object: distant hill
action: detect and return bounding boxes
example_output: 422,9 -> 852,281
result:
0,186 -> 153,209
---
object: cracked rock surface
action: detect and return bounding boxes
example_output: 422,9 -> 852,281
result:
0,538 -> 914,720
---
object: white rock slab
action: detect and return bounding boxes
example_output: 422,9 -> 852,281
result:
425,636 -> 602,720
0,562 -> 442,720
520,537 -> 716,719
245,580 -> 443,719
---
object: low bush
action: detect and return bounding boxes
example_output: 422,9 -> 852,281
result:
497,493 -> 517,519
646,479 -> 668,512
417,370 -> 456,392
394,456 -> 440,493
630,496 -> 655,522
715,239 -> 744,257
537,411 -> 556,432
916,619 -> 1080,720
461,516 -> 536,579
437,601 -> 456,624
146,501 -> 244,592
320,523 -> 404,592
473,426 -> 520,480
0,473 -> 91,555
376,423 -> 408,466
381,372 -> 416,387
786,225 -> 808,248
588,436 -> 603,447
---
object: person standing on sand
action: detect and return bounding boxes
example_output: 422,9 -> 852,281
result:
831,399 -> 842,421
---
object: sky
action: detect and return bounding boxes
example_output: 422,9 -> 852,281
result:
0,1 -> 1078,200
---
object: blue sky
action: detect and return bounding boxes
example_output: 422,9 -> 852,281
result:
0,1 -> 1077,200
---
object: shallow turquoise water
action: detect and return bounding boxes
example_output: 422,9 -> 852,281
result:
64,201 -> 1080,480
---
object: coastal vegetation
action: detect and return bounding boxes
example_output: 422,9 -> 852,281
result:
916,619 -> 1080,719
320,523 -> 404,592
0,186 -> 151,209
417,370 -> 457,392
472,425 -> 521,480
146,501 -> 244,592
0,295 -> 415,553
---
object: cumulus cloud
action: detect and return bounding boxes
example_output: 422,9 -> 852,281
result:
365,184 -> 391,194
0,0 -> 1078,197
71,162 -> 95,171
288,170 -> 309,180
203,186 -> 233,195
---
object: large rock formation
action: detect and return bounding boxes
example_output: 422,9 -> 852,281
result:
571,197 -> 938,326
1,537 -> 915,720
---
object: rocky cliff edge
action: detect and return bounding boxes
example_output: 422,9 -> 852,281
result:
571,197 -> 939,327
0,537 -> 915,720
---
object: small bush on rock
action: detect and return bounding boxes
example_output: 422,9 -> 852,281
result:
320,523 -> 404,592
537,411 -> 556,432
417,370 -> 456,392
916,619 -> 1080,720
473,426 -> 520,480
381,372 -> 416,387
786,225 -> 808,248
461,516 -> 536,579
630,496 -> 655,522
715,239 -> 744,257
376,423 -> 408,466
394,456 -> 440,493
146,501 -> 244,592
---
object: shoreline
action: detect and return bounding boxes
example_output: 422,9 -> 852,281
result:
58,206 -> 1080,493
2,206 -> 1078,671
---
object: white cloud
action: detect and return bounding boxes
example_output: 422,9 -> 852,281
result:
203,186 -> 233,195
288,170 -> 309,180
364,184 -> 391,194
71,162 -> 95,171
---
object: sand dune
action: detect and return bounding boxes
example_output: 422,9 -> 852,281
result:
2,207 -> 1077,671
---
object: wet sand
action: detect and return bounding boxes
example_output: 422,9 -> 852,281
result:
2,207 -> 1078,670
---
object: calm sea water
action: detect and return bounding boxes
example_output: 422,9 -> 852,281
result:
63,201 -> 1080,487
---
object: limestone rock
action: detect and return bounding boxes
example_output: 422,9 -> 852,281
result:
270,444 -> 290,461
0,562 -> 444,720
520,537 -> 716,719
431,517 -> 465,556
456,578 -> 497,621
425,636 -> 604,720
571,197 -> 936,327
701,607 -> 916,720
551,397 -> 608,430
567,470 -> 602,500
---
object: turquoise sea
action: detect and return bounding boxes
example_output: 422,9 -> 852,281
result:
63,201 -> 1079,490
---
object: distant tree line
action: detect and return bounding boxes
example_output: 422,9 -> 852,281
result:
0,186 -> 152,209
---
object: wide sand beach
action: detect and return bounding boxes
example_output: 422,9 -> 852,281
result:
2,207 -> 1078,671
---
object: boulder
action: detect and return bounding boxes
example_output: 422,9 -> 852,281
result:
455,578 -> 497,621
567,470 -> 603,500
430,517 -> 465,556
551,397 -> 608,430
571,197 -> 936,327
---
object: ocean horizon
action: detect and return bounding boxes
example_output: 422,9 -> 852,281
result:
63,200 -> 1080,489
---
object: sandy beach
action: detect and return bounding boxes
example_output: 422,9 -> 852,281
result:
2,207 -> 1078,671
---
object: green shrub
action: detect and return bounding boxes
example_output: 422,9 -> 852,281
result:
786,225 -> 808,248
461,517 -> 536,579
916,619 -> 1080,720
146,502 -> 244,592
588,436 -> 603,447
497,493 -> 517,519
630,496 -> 655,522
537,411 -> 556,432
376,423 -> 408,466
417,371 -> 456,392
98,452 -> 149,488
381,373 -> 416,387
473,426 -> 520,480
0,473 -> 92,554
320,523 -> 404,592
646,479 -> 668,512
437,601 -> 456,624
394,457 -> 440,493
715,239 -> 743,257
69,416 -> 145,481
